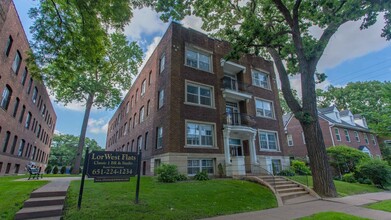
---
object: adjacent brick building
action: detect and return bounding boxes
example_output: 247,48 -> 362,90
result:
0,1 -> 56,175
106,23 -> 289,176
283,106 -> 381,159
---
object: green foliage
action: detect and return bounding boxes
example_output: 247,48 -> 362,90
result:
49,134 -> 103,167
327,145 -> 370,176
342,173 -> 356,183
317,81 -> 391,137
357,178 -> 372,185
156,164 -> 180,183
278,169 -> 295,176
217,163 -> 224,178
358,159 -> 391,189
194,171 -> 210,181
380,143 -> 391,166
291,160 -> 311,175
299,211 -> 370,220
60,166 -> 66,174
53,166 -> 59,174
176,174 -> 188,181
366,200 -> 391,212
45,165 -> 52,174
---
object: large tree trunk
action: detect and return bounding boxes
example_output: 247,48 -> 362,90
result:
72,93 -> 94,174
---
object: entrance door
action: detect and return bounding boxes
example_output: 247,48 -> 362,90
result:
272,159 -> 282,175
226,102 -> 240,125
229,138 -> 243,156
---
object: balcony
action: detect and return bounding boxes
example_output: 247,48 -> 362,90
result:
224,112 -> 256,127
221,78 -> 252,102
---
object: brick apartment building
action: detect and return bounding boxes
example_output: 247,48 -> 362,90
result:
0,0 -> 56,175
283,106 -> 381,159
106,23 -> 289,176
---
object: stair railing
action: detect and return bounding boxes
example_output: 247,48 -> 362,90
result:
253,164 -> 276,190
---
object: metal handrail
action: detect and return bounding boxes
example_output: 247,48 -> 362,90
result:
220,78 -> 252,92
252,163 -> 276,190
223,112 -> 256,126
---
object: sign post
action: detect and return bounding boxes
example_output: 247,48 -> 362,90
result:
135,149 -> 142,204
78,147 -> 89,210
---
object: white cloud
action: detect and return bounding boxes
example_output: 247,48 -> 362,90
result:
124,8 -> 168,41
182,15 -> 204,33
88,118 -> 109,135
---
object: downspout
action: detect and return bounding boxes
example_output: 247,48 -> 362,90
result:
329,123 -> 335,147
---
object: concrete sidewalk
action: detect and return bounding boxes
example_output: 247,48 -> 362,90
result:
204,192 -> 391,220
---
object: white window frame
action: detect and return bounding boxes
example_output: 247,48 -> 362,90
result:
254,98 -> 275,119
1,86 -> 12,110
344,129 -> 351,142
287,134 -> 294,146
187,159 -> 214,176
252,69 -> 270,89
371,134 -> 376,145
185,120 -> 216,148
32,87 -> 38,103
159,54 -> 165,73
354,131 -> 360,142
185,81 -> 214,108
185,46 -> 212,72
258,129 -> 280,152
141,79 -> 146,96
364,133 -> 369,144
335,128 -> 341,141
158,90 -> 164,109
156,127 -> 163,149
139,106 -> 145,123
12,50 -> 21,74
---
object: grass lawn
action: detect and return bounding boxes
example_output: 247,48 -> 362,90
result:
298,211 -> 370,220
0,175 -> 49,220
288,176 -> 383,197
64,177 -> 277,219
366,200 -> 391,212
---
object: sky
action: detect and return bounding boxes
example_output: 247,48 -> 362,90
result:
13,1 -> 391,148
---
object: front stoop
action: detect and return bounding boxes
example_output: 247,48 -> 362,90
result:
15,190 -> 67,220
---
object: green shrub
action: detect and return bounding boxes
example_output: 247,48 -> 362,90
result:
156,164 -> 180,183
176,173 -> 188,181
357,178 -> 372,185
327,145 -> 370,177
60,166 -> 66,174
45,165 -> 52,174
291,160 -> 311,175
278,169 -> 295,176
342,173 -> 356,183
194,171 -> 209,181
357,159 -> 391,189
53,166 -> 59,174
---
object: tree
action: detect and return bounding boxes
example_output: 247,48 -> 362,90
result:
49,134 -> 103,167
317,81 -> 391,137
28,0 -> 143,174
279,89 -> 300,114
144,0 -> 391,197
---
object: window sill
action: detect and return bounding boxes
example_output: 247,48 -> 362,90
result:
184,64 -> 214,74
184,145 -> 218,149
255,115 -> 276,120
251,84 -> 272,91
184,102 -> 215,109
259,149 -> 281,152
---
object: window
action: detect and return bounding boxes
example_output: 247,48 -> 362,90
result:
124,123 -> 127,135
37,125 -> 41,138
32,87 -> 38,103
344,129 -> 350,142
252,70 -> 270,89
144,132 -> 148,150
137,136 -> 143,151
25,112 -> 32,128
12,97 -> 19,117
27,78 -> 33,94
1,85 -> 12,110
364,133 -> 369,144
158,90 -> 164,109
10,135 -> 17,154
2,131 -> 10,153
255,98 -> 274,118
335,128 -> 341,141
229,139 -> 243,156
354,131 -> 360,142
301,132 -> 306,144
126,101 -> 129,113
156,127 -> 163,149
139,106 -> 145,123
185,47 -> 212,72
188,159 -> 213,175
159,54 -> 165,73
371,134 -> 376,145
259,130 -> 279,151
186,82 -> 213,107
135,89 -> 138,102
149,71 -> 152,85
141,80 -> 146,96
5,36 -> 13,57
287,134 -> 293,146
147,100 -> 150,116
12,50 -> 22,74
19,105 -> 25,123
21,68 -> 28,85
133,113 -> 137,127
42,104 -> 46,116
186,122 -> 214,147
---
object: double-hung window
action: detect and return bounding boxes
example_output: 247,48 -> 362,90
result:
141,80 -> 146,96
32,87 -> 38,103
252,70 -> 270,89
335,128 -> 341,141
354,131 -> 360,142
186,122 -> 214,147
158,90 -> 164,109
139,106 -> 145,123
12,50 -> 22,74
255,98 -> 274,118
259,130 -> 279,151
364,133 -> 369,144
371,134 -> 376,145
156,127 -> 163,149
159,55 -> 165,73
185,47 -> 212,72
287,134 -> 293,146
186,82 -> 213,107
1,85 -> 12,110
5,36 -> 13,57
344,129 -> 351,142
188,159 -> 213,175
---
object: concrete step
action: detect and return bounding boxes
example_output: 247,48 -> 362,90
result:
266,180 -> 291,185
24,196 -> 66,207
15,205 -> 63,220
279,191 -> 309,200
277,187 -> 306,194
30,191 -> 67,198
275,183 -> 300,189
22,216 -> 62,220
260,176 -> 286,181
